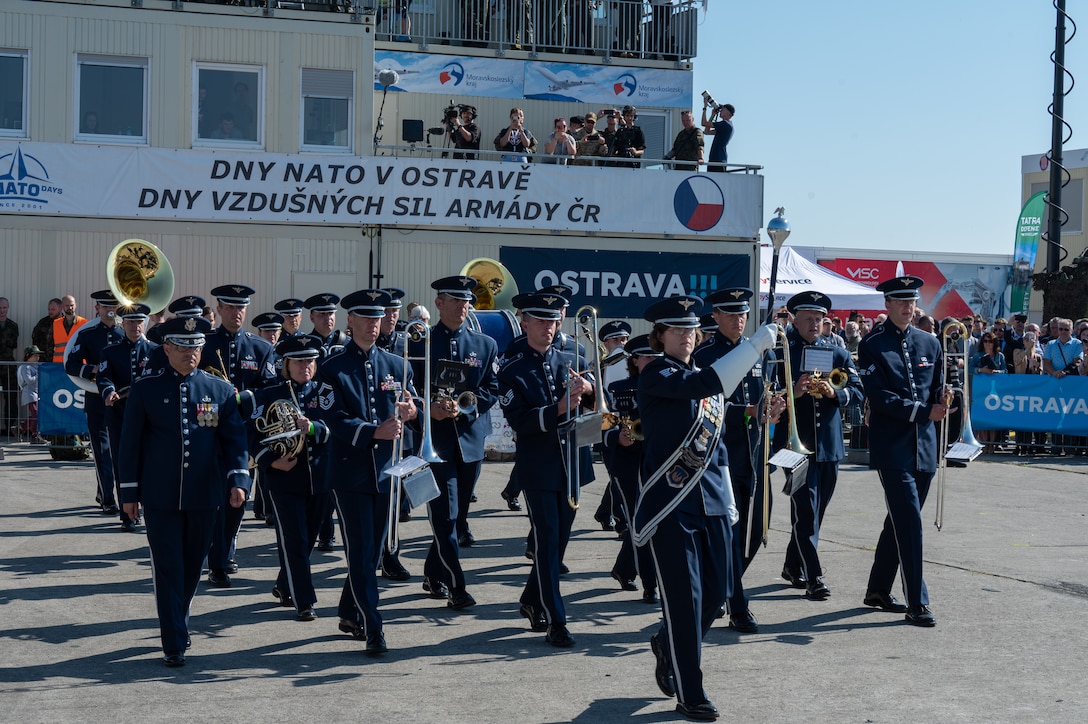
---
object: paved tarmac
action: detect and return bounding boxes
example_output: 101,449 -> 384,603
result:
1,442 -> 1087,723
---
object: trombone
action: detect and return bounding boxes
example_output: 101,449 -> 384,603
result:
934,320 -> 982,531
385,319 -> 443,555
561,305 -> 609,509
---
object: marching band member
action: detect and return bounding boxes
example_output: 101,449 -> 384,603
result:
774,291 -> 863,601
595,319 -> 631,532
318,289 -> 418,655
200,283 -> 277,588
307,291 -> 347,552
247,334 -> 331,622
692,287 -> 785,633
65,290 -> 124,514
498,292 -> 593,648
274,298 -> 306,338
97,303 -> 157,532
408,275 -> 499,609
118,316 -> 250,667
858,276 -> 947,626
632,295 -> 776,722
251,311 -> 284,346
602,334 -> 658,602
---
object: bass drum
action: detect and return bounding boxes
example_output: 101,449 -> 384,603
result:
467,309 -> 519,354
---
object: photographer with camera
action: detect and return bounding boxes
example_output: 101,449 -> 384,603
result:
572,112 -> 608,166
701,93 -> 734,173
440,103 -> 480,160
604,105 -> 645,169
543,117 -> 577,165
494,107 -> 536,163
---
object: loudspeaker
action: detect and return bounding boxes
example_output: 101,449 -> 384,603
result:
402,119 -> 424,143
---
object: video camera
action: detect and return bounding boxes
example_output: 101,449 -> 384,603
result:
428,99 -> 476,135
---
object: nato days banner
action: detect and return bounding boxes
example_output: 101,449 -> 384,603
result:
500,247 -> 749,318
0,142 -> 761,238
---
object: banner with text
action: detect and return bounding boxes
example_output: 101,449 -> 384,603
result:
0,142 -> 761,238
1009,191 -> 1045,314
499,247 -> 750,318
971,373 -> 1088,435
374,51 -> 692,107
37,364 -> 90,436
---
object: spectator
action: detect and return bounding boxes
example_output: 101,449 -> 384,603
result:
18,346 -> 46,444
494,107 -> 536,163
210,112 -> 244,140
227,82 -> 256,139
1003,313 -> 1027,372
409,304 -> 431,325
648,0 -> 675,58
462,0 -> 489,48
504,0 -> 534,50
843,321 -> 862,355
542,117 -> 577,165
0,296 -> 20,433
569,0 -> 595,54
378,0 -> 413,41
449,105 -> 481,160
702,102 -> 734,173
1038,317 -> 1059,345
31,298 -> 62,363
568,115 -> 585,138
80,111 -> 99,135
573,112 -> 608,166
197,86 -> 211,138
1013,330 -> 1045,455
609,105 -> 646,168
202,306 -> 217,326
873,313 -> 887,327
916,315 -> 935,335
539,0 -> 568,52
611,0 -> 640,57
817,317 -> 846,348
1044,318 -> 1081,455
52,294 -> 88,363
969,332 -> 1005,454
665,110 -> 704,171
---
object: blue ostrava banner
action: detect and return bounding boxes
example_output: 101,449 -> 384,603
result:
38,363 -> 89,435
971,374 -> 1088,435
499,247 -> 750,318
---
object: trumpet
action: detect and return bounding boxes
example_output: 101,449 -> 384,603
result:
602,412 -> 643,441
807,367 -> 849,397
433,389 -> 477,417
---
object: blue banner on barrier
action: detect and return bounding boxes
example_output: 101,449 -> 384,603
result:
971,374 -> 1088,434
38,363 -> 89,435
499,247 -> 750,318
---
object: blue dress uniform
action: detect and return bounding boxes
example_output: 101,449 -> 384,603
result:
199,285 -> 277,581
858,276 -> 944,627
633,296 -> 777,719
145,295 -> 205,373
274,298 -> 306,339
601,335 -> 658,600
595,320 -> 632,532
774,292 -> 863,599
246,336 -> 332,620
65,291 -> 125,512
692,286 -> 776,632
96,304 -> 158,529
117,316 -> 250,665
497,292 -> 591,647
408,276 -> 499,605
318,289 -> 416,652
306,292 -> 348,549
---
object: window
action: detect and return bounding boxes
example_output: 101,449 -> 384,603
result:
76,54 -> 148,142
194,64 -> 263,146
300,69 -> 353,152
1031,179 -> 1084,236
0,49 -> 28,137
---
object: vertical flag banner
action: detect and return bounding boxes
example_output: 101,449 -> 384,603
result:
1010,191 -> 1046,314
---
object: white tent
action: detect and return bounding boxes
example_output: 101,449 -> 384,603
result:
759,246 -> 887,311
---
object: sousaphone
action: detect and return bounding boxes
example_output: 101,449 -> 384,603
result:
460,258 -> 519,310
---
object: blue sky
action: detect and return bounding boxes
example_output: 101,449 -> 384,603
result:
691,1 -> 1087,256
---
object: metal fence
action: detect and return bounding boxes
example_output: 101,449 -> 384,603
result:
0,360 -> 42,445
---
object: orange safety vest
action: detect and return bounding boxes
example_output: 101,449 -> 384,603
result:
53,315 -> 88,363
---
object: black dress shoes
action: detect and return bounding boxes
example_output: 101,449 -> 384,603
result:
676,700 -> 720,721
781,567 -> 807,589
596,515 -> 616,532
296,606 -> 317,621
120,518 -> 136,532
316,539 -> 335,552
642,588 -> 659,604
560,562 -> 570,575
458,530 -> 476,547
447,588 -> 477,610
399,510 -> 412,523
864,590 -> 908,613
501,490 -> 522,511
365,631 -> 388,655
611,571 -> 638,592
805,578 -> 831,600
163,652 -> 186,668
545,623 -> 574,648
519,603 -> 548,632
905,605 -> 937,627
422,579 -> 449,599
272,586 -> 294,608
102,504 -> 120,515
380,561 -> 412,581
338,618 -> 365,640
650,634 -> 677,698
225,560 -> 239,574
207,570 -> 231,588
728,610 -> 759,633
